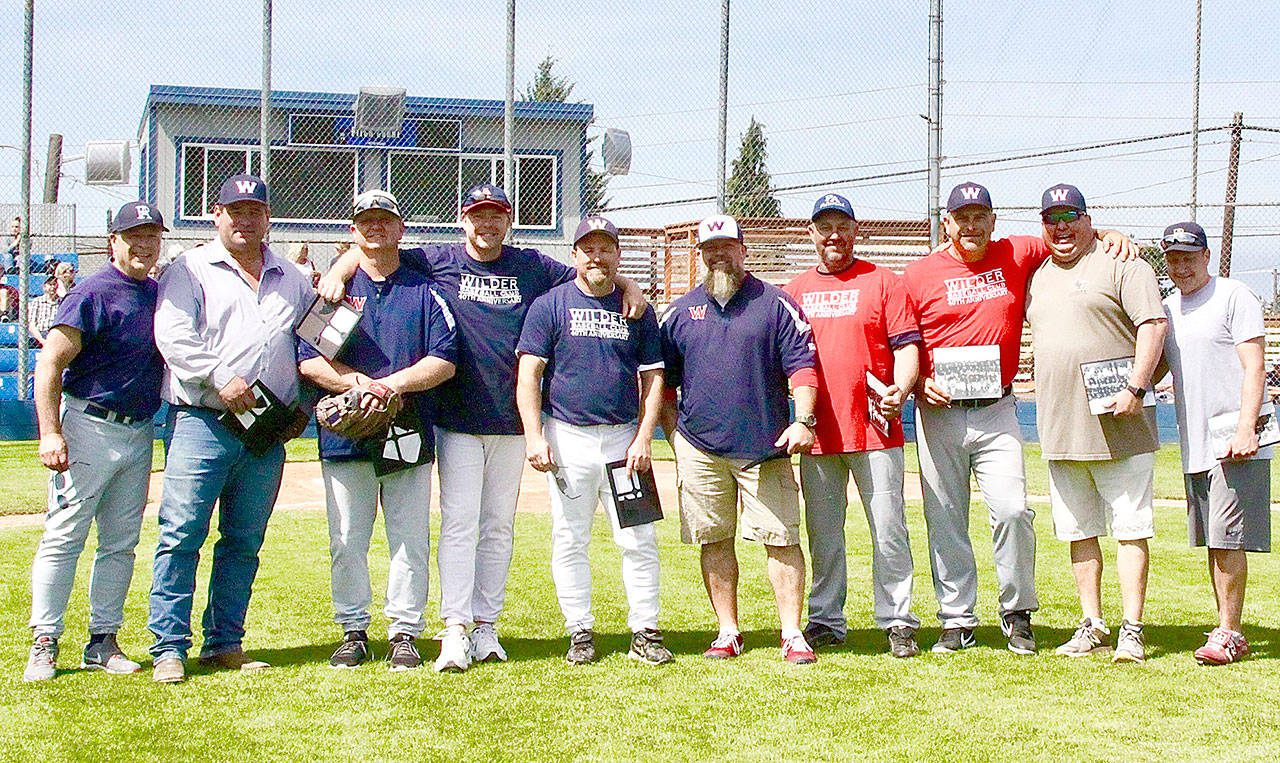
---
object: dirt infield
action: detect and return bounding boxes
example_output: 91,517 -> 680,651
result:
0,459 -> 925,527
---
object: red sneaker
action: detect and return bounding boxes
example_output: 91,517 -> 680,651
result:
703,633 -> 744,659
1194,627 -> 1248,665
782,634 -> 816,665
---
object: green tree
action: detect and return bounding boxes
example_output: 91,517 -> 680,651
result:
725,117 -> 781,218
523,56 -> 610,214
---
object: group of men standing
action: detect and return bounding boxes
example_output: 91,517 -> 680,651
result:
22,171 -> 1272,682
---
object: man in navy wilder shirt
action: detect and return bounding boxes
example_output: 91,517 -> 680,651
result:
299,191 -> 457,672
516,215 -> 671,666
658,214 -> 821,665
24,202 -> 166,681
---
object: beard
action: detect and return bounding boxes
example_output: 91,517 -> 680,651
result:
702,264 -> 745,302
583,267 -> 612,290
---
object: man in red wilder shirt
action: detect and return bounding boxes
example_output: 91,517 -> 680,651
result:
783,193 -> 924,658
903,181 -> 1135,655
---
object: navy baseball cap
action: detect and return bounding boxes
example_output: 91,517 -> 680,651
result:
217,174 -> 270,207
109,201 -> 167,233
946,182 -> 992,212
810,193 -> 856,222
1161,221 -> 1209,252
1041,183 -> 1086,213
353,189 -> 402,220
461,183 -> 512,213
573,215 -> 619,246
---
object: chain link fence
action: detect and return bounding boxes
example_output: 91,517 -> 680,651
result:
4,1 -> 1280,394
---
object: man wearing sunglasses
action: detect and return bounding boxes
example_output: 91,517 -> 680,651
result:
904,182 -> 1136,656
1156,221 -> 1271,665
1026,184 -> 1166,664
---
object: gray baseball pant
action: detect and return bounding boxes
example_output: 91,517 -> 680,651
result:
914,396 -> 1038,628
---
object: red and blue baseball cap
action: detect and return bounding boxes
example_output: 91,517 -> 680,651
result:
1041,183 -> 1086,213
946,182 -> 992,212
573,215 -> 619,246
217,174 -> 270,207
109,201 -> 167,233
1161,221 -> 1209,252
461,183 -> 512,214
810,193 -> 856,221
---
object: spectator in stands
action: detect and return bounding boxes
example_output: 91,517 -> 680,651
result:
0,283 -> 18,322
54,262 -> 76,300
29,277 -> 61,346
287,242 -> 320,287
4,216 -> 19,273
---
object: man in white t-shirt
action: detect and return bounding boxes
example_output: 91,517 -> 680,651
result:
1158,221 -> 1272,666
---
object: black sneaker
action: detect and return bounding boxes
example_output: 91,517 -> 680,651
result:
887,626 -> 920,658
1001,611 -> 1037,655
931,627 -> 976,653
802,622 -> 845,649
566,629 -> 597,665
330,630 -> 371,668
628,629 -> 674,665
387,633 -> 421,671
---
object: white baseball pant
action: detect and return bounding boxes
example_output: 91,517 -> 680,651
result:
543,417 -> 660,634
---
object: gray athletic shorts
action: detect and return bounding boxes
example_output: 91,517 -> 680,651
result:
1185,460 -> 1272,552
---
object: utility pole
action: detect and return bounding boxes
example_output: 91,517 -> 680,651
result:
1219,111 -> 1243,277
716,0 -> 730,213
260,0 -> 272,185
928,0 -> 943,247
1190,0 -> 1202,220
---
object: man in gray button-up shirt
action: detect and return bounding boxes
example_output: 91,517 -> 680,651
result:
148,174 -> 313,683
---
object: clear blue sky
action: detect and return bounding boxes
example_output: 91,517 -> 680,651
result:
3,1 -> 1278,292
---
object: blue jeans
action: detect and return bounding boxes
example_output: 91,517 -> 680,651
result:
148,407 -> 285,660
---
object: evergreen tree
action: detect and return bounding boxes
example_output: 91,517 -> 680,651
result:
725,117 -> 781,218
523,56 -> 609,213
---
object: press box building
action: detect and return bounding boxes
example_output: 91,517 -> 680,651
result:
136,85 -> 595,249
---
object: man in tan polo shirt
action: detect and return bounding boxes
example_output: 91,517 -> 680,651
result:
1026,183 -> 1167,664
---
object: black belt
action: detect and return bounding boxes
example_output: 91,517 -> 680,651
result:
952,385 -> 1013,409
83,401 -> 144,426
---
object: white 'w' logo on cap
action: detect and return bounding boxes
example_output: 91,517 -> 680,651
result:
960,186 -> 981,200
587,218 -> 609,230
134,205 -> 151,220
1048,188 -> 1070,202
235,180 -> 258,194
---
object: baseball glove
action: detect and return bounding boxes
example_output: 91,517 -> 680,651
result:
315,381 -> 402,440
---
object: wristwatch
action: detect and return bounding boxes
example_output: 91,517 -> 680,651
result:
1125,384 -> 1147,400
795,414 -> 818,429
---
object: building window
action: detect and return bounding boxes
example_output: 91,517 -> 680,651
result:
179,143 -> 351,223
516,156 -> 555,228
386,151 -> 557,230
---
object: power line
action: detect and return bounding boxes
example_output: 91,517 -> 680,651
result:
597,83 -> 924,122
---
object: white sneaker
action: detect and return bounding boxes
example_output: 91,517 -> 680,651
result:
433,625 -> 472,673
470,622 -> 508,663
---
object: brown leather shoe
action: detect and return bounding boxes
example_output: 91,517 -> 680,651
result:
152,657 -> 186,683
197,650 -> 270,671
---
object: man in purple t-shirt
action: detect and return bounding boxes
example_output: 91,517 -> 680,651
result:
516,216 -> 670,666
659,215 -> 820,665
24,202 -> 166,682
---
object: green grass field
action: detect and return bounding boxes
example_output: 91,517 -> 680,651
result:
0,452 -> 1278,760
0,438 -> 1251,517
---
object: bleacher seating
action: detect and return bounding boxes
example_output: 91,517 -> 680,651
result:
0,253 -> 77,400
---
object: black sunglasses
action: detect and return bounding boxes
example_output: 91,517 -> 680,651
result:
1041,210 -> 1084,224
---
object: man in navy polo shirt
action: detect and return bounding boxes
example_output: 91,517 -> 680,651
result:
318,184 -> 646,673
24,201 -> 165,682
659,214 -> 821,665
516,215 -> 671,666
300,190 -> 457,672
